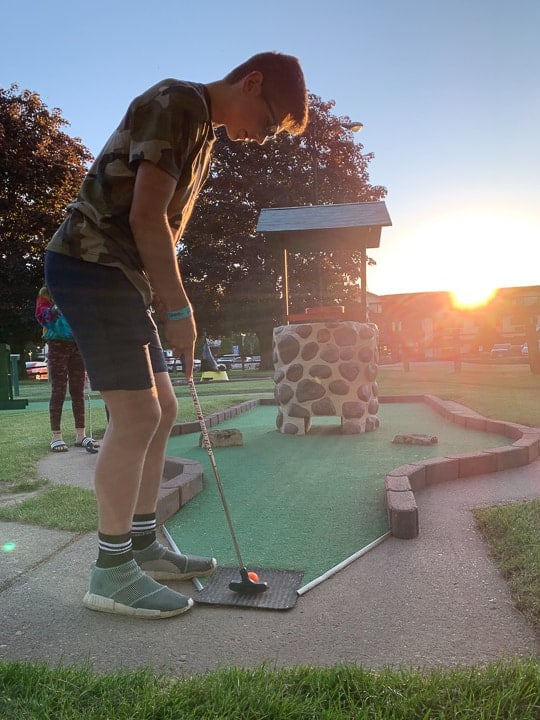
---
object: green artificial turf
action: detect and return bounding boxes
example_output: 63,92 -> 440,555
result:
165,402 -> 510,585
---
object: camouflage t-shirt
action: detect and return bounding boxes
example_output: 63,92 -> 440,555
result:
47,79 -> 215,305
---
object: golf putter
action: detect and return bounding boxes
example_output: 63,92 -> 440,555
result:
188,377 -> 268,595
84,375 -> 98,454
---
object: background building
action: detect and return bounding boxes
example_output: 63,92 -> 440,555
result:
369,286 -> 540,364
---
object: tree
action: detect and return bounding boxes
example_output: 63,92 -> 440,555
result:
0,85 -> 92,362
181,94 -> 387,366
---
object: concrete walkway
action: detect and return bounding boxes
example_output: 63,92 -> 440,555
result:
0,443 -> 538,675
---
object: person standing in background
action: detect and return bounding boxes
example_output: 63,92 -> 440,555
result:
35,286 -> 98,454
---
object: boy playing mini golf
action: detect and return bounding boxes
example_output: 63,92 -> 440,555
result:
45,51 -> 308,618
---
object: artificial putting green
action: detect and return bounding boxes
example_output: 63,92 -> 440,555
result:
165,402 -> 509,586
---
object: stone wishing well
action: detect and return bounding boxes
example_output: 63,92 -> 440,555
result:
273,320 -> 380,435
257,201 -> 392,437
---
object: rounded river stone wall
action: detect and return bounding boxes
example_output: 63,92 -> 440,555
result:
272,321 -> 380,435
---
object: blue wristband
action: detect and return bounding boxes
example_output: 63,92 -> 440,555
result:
166,305 -> 192,321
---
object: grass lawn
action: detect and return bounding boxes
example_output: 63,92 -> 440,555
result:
474,499 -> 540,628
378,361 -> 540,427
1,364 -> 538,717
0,658 -> 538,719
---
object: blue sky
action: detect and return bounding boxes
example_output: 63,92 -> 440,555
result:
2,0 -> 539,298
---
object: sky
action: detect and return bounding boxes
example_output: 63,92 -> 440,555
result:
2,0 -> 539,300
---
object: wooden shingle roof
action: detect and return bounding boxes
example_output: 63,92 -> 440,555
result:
257,201 -> 391,252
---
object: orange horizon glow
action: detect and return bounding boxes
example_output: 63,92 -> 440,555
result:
369,208 -> 538,300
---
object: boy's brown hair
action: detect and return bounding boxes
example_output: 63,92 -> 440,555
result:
224,51 -> 308,135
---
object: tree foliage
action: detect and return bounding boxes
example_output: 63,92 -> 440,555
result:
181,94 -> 387,362
0,87 -> 385,368
0,84 -> 92,357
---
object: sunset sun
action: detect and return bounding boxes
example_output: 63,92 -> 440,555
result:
450,283 -> 496,309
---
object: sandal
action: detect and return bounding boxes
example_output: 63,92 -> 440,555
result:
74,437 -> 100,449
50,440 -> 69,453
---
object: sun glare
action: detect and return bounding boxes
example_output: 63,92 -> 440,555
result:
450,284 -> 496,309
374,208 -> 539,302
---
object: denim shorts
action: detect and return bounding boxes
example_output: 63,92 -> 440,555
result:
45,251 -> 167,391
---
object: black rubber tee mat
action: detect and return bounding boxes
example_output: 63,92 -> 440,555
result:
195,567 -> 304,610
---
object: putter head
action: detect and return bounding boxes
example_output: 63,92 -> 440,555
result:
228,567 -> 269,595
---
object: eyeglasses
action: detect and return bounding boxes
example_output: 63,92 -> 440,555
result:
260,93 -> 279,139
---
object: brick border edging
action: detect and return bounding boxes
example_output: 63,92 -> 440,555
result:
156,399 -> 266,523
168,398 -> 263,437
382,394 -> 540,539
159,395 -> 540,540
